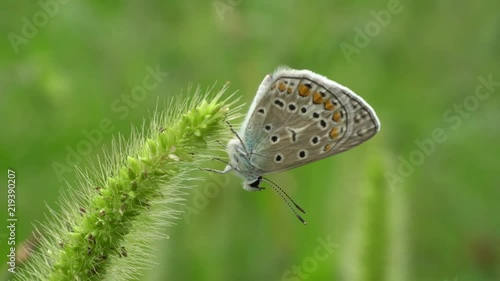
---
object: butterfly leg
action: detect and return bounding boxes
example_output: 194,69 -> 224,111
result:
202,160 -> 234,174
225,121 -> 249,154
212,157 -> 229,165
216,140 -> 227,149
203,168 -> 229,174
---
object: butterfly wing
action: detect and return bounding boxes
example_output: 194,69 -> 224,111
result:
242,67 -> 380,174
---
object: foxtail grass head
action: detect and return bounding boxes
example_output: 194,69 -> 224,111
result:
15,85 -> 241,281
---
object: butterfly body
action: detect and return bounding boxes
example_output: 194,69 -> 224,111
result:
224,138 -> 265,191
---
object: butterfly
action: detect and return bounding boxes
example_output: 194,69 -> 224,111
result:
211,67 -> 380,224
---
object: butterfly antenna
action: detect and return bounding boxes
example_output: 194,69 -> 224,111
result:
225,121 -> 249,154
263,177 -> 306,214
262,177 -> 307,225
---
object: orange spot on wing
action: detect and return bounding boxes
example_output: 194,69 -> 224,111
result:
298,84 -> 310,97
313,92 -> 324,104
333,111 -> 342,122
278,82 -> 287,92
287,87 -> 293,94
324,100 -> 335,110
329,128 -> 339,139
324,144 -> 332,152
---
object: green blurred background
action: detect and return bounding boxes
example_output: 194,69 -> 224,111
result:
1,1 -> 499,280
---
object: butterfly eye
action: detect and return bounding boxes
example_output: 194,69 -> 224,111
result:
249,177 -> 262,188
